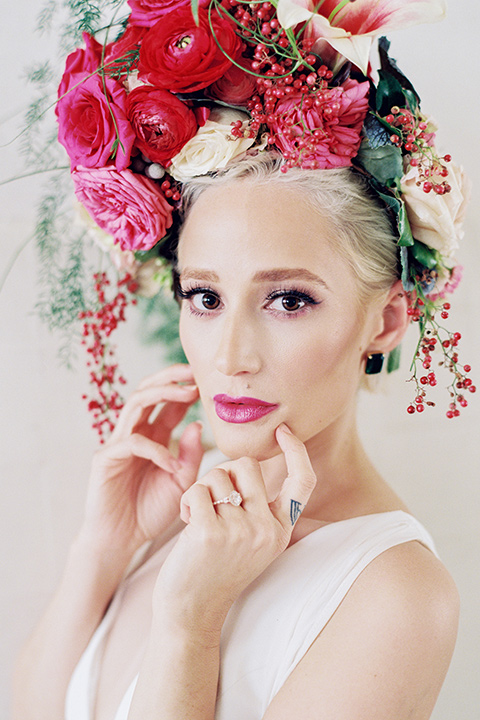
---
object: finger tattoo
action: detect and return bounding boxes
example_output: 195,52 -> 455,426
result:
290,499 -> 303,526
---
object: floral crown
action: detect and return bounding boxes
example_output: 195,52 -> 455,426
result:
32,0 -> 472,438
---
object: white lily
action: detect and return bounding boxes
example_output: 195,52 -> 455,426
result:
275,0 -> 446,74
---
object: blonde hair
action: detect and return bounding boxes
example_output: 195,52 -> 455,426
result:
180,152 -> 400,304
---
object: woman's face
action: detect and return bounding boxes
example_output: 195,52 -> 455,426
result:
178,181 -> 382,460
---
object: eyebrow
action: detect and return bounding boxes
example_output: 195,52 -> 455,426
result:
180,268 -> 330,290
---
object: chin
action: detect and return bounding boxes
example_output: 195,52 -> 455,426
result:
209,419 -> 282,462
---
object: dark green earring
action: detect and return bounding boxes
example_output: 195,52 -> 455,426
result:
365,353 -> 385,375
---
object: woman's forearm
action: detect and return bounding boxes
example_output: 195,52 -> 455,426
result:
128,611 -> 222,720
12,532 -> 132,720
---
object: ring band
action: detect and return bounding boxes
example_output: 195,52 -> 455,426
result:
213,491 -> 243,507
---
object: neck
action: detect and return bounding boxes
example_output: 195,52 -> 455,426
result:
260,404 -> 407,523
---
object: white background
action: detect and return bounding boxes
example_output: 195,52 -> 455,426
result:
1,2 -> 479,717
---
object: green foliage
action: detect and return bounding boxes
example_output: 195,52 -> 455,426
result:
137,292 -> 186,366
387,345 -> 401,374
33,173 -> 93,364
37,0 -> 58,33
356,140 -> 403,187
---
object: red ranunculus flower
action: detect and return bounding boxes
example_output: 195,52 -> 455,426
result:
57,32 -> 102,100
138,6 -> 242,92
104,24 -> 147,70
57,73 -> 135,171
209,57 -> 257,106
270,79 -> 370,169
73,166 -> 173,252
127,0 -> 209,27
127,86 -> 198,164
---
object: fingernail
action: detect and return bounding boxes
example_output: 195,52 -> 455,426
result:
194,421 -> 203,432
182,384 -> 198,390
277,423 -> 292,434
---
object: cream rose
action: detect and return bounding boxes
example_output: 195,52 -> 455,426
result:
168,108 -> 256,182
401,161 -> 470,258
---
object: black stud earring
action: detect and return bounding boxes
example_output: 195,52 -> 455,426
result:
365,353 -> 385,375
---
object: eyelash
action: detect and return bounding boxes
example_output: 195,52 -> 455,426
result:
176,284 -> 320,317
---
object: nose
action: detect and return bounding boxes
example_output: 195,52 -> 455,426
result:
214,307 -> 262,377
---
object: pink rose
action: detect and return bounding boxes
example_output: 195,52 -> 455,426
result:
72,167 -> 173,252
126,86 -> 198,163
137,7 -> 242,92
57,32 -> 102,99
209,57 -> 257,106
57,73 -> 135,171
127,0 -> 209,27
269,78 -> 369,169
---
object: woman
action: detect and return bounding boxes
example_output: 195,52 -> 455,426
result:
12,156 -> 459,720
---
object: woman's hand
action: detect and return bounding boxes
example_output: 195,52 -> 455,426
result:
153,424 -> 317,633
79,364 -> 204,560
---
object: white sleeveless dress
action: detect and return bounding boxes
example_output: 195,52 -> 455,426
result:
65,511 -> 436,720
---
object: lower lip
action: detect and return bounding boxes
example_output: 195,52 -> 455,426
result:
213,400 -> 278,424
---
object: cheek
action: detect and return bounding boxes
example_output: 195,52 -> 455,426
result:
275,322 -> 366,429
179,311 -> 212,381
179,311 -> 196,364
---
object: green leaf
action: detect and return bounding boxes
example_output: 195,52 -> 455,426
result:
191,0 -> 199,25
399,246 -> 414,291
387,345 -> 401,373
363,114 -> 391,149
375,69 -> 406,116
397,200 -> 414,247
357,140 -> 403,186
411,240 -> 438,269
378,36 -> 421,109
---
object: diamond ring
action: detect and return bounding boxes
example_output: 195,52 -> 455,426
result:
213,491 -> 243,507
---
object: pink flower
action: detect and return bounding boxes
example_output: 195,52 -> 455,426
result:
126,86 -> 198,163
57,32 -> 103,99
57,74 -> 135,171
428,265 -> 463,301
276,0 -> 446,73
72,167 -> 173,252
127,0 -> 209,27
269,78 -> 369,169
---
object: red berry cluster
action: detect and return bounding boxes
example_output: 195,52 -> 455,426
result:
407,298 -> 475,418
160,177 -> 181,202
223,0 -> 335,167
384,105 -> 451,194
79,271 -> 138,442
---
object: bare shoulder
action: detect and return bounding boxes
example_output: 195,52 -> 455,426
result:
354,539 -> 460,628
263,541 -> 459,720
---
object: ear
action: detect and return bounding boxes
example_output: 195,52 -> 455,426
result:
367,280 -> 410,355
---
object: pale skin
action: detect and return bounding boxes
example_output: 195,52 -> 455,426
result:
13,181 -> 459,720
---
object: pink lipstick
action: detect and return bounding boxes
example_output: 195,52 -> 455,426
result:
213,394 -> 278,424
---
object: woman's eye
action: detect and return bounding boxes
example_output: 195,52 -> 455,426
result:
268,294 -> 307,312
191,291 -> 220,311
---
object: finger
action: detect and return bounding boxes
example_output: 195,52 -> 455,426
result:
98,433 -> 181,474
216,456 -> 268,510
271,424 -> 317,529
180,482 -> 216,525
176,422 -> 204,490
135,364 -> 195,392
192,466 -> 246,519
111,383 -> 198,441
145,397 -> 197,442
